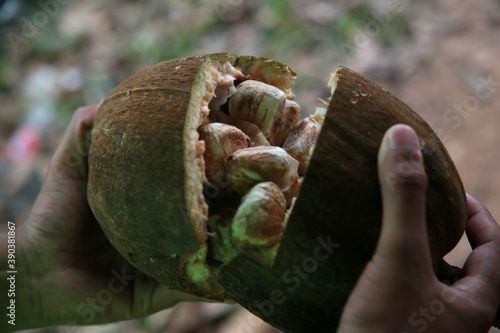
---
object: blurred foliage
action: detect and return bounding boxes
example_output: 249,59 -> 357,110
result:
0,0 -> 412,109
0,55 -> 8,92
336,3 -> 410,49
260,0 -> 318,59
0,0 -> 413,219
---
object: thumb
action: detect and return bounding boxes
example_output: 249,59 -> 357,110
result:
375,124 -> 433,274
46,102 -> 100,186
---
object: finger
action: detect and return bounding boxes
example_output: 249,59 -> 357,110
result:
46,102 -> 100,185
138,280 -> 220,317
465,194 -> 499,249
456,195 -> 500,307
376,124 -> 433,272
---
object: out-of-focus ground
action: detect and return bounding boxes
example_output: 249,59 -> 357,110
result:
0,0 -> 499,332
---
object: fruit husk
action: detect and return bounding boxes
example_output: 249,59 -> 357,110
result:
216,67 -> 468,332
88,56 -> 205,293
88,54 -> 472,332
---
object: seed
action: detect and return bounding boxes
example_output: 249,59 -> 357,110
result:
228,80 -> 286,141
199,123 -> 251,186
269,99 -> 301,146
231,181 -> 286,248
282,117 -> 321,176
226,146 -> 299,194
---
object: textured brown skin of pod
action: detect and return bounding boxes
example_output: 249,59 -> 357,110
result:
88,55 -> 469,332
88,56 -> 207,293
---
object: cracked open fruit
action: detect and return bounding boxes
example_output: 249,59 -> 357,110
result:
87,53 -> 468,332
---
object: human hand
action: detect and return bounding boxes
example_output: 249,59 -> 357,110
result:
1,103 -> 203,331
337,124 -> 500,332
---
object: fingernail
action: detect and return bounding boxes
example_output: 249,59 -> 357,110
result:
389,124 -> 420,150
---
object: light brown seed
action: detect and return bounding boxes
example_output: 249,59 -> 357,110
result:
282,117 -> 321,176
211,111 -> 270,146
228,80 -> 286,141
231,181 -> 286,249
282,176 -> 303,207
198,122 -> 251,185
269,99 -> 301,146
226,146 -> 299,194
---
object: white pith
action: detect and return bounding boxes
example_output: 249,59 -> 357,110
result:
182,58 -> 243,295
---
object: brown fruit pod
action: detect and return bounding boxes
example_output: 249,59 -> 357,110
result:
88,54 -> 297,300
88,53 -> 469,331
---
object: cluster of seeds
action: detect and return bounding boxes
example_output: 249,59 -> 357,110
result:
199,79 -> 325,265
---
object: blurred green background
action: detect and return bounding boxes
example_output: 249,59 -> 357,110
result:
1,0 -> 500,332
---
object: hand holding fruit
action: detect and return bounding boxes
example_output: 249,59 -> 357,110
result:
338,125 -> 500,332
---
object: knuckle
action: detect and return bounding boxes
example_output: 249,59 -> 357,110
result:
74,103 -> 98,126
75,105 -> 88,115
